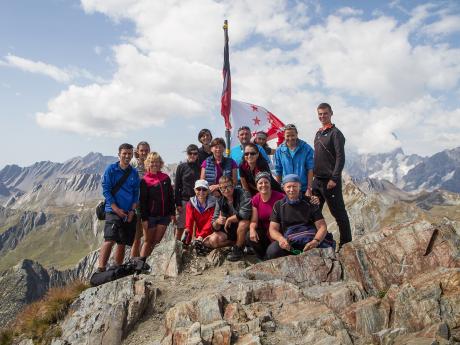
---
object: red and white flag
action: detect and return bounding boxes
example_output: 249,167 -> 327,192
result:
230,100 -> 285,147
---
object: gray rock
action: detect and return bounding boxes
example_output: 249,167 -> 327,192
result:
0,259 -> 52,328
57,275 -> 156,345
147,239 -> 183,278
241,247 -> 341,287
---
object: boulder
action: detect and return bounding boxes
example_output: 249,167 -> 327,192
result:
57,276 -> 156,345
241,247 -> 341,287
147,240 -> 183,278
340,222 -> 460,294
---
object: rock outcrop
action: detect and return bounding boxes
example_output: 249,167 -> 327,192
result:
0,259 -> 52,328
8,220 -> 460,345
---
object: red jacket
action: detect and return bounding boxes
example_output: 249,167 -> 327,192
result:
185,195 -> 216,241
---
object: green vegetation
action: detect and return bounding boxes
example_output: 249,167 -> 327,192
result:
0,280 -> 88,345
0,209 -> 101,272
377,289 -> 387,299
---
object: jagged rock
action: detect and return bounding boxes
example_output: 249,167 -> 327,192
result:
147,240 -> 183,278
302,281 -> 367,313
241,247 -> 341,287
0,259 -> 52,328
207,249 -> 226,267
340,222 -> 460,294
220,277 -> 301,305
389,268 -> 460,333
273,300 -> 353,345
340,296 -> 389,339
57,275 -> 156,345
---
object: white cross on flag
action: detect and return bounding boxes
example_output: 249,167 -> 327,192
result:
230,99 -> 285,147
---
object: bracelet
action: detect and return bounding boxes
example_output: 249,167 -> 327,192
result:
312,238 -> 321,243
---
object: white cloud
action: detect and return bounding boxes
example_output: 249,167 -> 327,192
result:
2,54 -> 72,82
34,0 -> 460,156
1,54 -> 105,83
423,15 -> 460,36
336,7 -> 363,17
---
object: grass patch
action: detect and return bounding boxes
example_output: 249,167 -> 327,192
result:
0,280 -> 89,345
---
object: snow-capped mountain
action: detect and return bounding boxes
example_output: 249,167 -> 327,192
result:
402,147 -> 460,193
345,148 -> 424,187
345,146 -> 460,193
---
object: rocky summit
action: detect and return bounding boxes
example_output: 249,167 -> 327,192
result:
11,219 -> 457,345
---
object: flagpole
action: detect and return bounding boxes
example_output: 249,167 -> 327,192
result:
222,20 -> 232,157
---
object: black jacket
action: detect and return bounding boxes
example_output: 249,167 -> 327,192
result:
174,161 -> 200,206
198,146 -> 212,166
212,187 -> 252,227
313,125 -> 346,182
140,175 -> 175,220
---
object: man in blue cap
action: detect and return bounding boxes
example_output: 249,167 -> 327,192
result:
267,174 -> 335,259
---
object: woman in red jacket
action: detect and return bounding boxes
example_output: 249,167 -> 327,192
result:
182,180 -> 216,252
139,152 -> 175,260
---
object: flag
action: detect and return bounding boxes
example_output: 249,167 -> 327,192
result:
221,20 -> 231,130
230,99 -> 285,147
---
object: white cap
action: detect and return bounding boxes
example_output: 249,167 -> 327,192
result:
194,179 -> 209,189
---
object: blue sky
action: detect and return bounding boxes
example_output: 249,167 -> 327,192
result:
1,0 -> 460,168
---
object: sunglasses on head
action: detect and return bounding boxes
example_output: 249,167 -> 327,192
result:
238,126 -> 251,132
219,184 -> 233,191
195,187 -> 208,192
244,151 -> 258,156
284,124 -> 297,130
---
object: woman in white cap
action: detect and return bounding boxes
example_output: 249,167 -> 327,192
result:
182,180 -> 217,253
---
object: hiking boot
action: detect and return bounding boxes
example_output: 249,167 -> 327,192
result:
227,246 -> 244,262
244,246 -> 255,255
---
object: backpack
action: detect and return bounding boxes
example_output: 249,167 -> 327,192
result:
89,258 -> 150,287
284,223 -> 335,248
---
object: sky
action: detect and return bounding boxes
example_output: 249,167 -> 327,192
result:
1,0 -> 460,168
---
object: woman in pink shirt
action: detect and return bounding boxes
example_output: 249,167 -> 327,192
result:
248,172 -> 285,259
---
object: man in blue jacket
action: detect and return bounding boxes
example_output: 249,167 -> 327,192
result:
274,124 -> 314,196
97,143 -> 140,272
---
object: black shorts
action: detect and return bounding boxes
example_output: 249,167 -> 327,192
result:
104,212 -> 137,245
216,222 -> 238,242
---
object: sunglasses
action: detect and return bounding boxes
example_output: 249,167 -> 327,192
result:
195,187 -> 208,192
244,151 -> 258,156
284,124 -> 297,130
219,184 -> 234,191
188,152 -> 199,156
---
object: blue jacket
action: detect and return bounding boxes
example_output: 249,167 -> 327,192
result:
274,139 -> 314,192
102,162 -> 140,212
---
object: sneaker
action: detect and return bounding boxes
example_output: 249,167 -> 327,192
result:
227,246 -> 244,262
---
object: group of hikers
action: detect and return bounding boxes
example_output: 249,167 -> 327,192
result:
96,102 -> 352,272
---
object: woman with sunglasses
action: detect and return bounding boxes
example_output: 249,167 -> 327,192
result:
182,180 -> 216,253
139,152 -> 176,261
248,172 -> 285,260
174,144 -> 201,241
204,176 -> 252,261
240,143 -> 282,196
200,137 -> 237,196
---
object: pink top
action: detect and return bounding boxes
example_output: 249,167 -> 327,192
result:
252,191 -> 285,239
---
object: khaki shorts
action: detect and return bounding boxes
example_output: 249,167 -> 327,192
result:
176,200 -> 188,229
